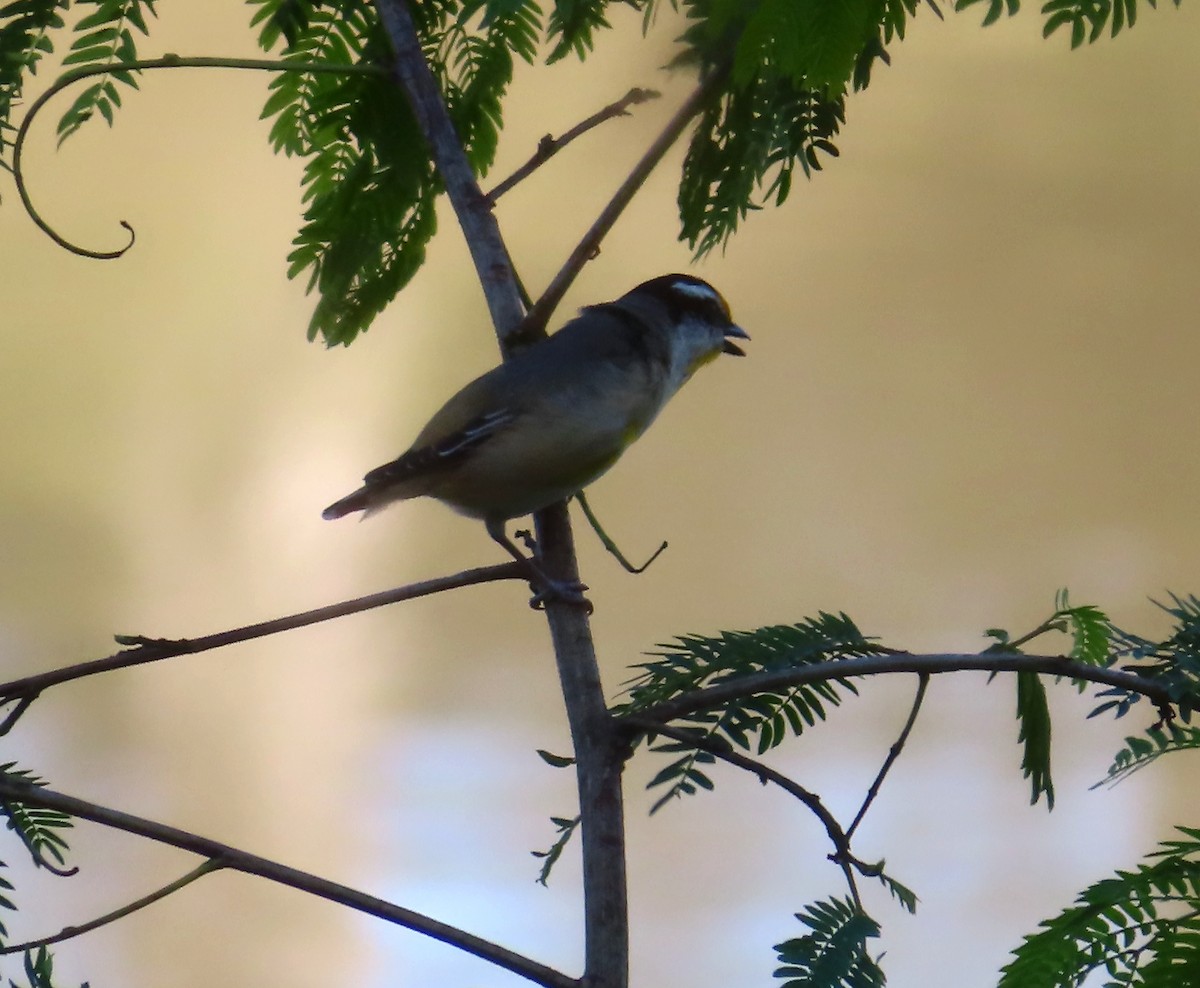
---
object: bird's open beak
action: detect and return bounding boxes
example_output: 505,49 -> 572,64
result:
722,324 -> 750,356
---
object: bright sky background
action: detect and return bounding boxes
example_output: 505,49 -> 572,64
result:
2,2 -> 1200,986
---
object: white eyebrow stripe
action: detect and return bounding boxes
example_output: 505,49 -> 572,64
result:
669,280 -> 720,302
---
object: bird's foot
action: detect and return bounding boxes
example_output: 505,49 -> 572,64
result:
494,526 -> 592,612
526,572 -> 593,614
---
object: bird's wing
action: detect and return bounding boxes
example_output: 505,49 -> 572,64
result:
362,407 -> 518,487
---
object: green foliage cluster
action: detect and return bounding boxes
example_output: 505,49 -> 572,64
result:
774,898 -> 885,988
999,828 -> 1200,987
0,0 -> 156,168
1001,591 -> 1113,809
1098,722 -> 1200,787
1096,594 -> 1200,722
0,764 -> 72,878
0,0 -> 64,168
252,0 -> 435,344
54,0 -> 156,143
1,0 -> 1182,341
957,0 -> 1183,47
0,764 -> 76,987
673,0 -> 930,254
4,947 -> 84,988
985,590 -> 1200,811
543,0 -> 611,60
248,0 -> 627,343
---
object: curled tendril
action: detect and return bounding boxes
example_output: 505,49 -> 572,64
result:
11,55 -> 384,259
28,843 -> 79,878
12,63 -> 141,258
0,797 -> 79,877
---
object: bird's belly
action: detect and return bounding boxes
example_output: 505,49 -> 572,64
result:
428,416 -> 631,521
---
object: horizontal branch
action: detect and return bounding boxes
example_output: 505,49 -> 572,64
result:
0,562 -> 524,722
0,776 -> 575,988
629,653 -> 1174,727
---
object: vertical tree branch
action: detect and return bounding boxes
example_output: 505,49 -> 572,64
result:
371,2 -> 627,984
535,503 -> 629,987
373,0 -> 526,344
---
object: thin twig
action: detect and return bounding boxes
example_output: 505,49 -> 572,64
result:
485,87 -> 661,204
0,562 -> 525,725
13,56 -> 383,258
846,673 -> 929,841
0,860 -> 221,954
575,492 -> 667,575
0,775 -> 576,988
0,695 -> 38,738
522,62 -> 730,338
981,616 -> 1068,657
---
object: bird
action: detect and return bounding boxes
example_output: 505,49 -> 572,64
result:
322,273 -> 749,604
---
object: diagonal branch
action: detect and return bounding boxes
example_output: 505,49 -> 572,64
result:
0,860 -> 220,955
0,775 -> 576,988
0,562 -> 524,726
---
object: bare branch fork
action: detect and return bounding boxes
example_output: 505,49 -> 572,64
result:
0,775 -> 575,988
618,656 -> 1174,915
624,675 -> 931,912
522,62 -> 730,338
846,673 -> 929,841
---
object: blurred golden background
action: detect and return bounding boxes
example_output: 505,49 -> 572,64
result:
2,1 -> 1199,985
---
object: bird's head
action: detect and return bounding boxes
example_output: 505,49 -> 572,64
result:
619,274 -> 749,386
